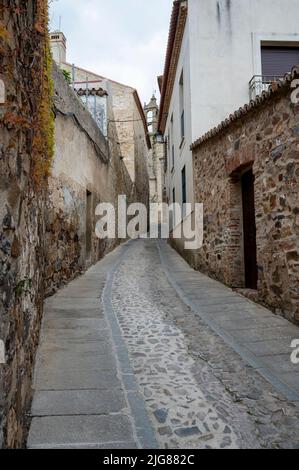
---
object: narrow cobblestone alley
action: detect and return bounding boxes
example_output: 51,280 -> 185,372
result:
28,240 -> 299,449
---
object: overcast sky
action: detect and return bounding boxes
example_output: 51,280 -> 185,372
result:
49,0 -> 173,104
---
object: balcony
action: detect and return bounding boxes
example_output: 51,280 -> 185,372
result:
249,75 -> 281,101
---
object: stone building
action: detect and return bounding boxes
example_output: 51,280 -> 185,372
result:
190,68 -> 299,325
50,31 -> 151,208
144,95 -> 165,218
49,31 -> 66,66
46,31 -> 150,295
45,65 -> 144,295
158,0 -> 299,230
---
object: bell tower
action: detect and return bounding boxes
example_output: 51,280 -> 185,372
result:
144,94 -> 159,135
144,95 -> 164,215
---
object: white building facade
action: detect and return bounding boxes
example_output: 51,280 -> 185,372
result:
159,0 -> 299,221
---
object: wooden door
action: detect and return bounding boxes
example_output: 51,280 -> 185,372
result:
241,169 -> 258,289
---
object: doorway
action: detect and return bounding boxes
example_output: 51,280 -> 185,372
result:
241,168 -> 258,289
86,190 -> 92,259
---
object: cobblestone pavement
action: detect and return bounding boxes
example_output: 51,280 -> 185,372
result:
111,239 -> 299,449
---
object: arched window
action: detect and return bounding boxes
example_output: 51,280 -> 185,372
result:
147,110 -> 153,123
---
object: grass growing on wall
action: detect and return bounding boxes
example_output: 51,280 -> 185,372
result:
31,0 -> 55,188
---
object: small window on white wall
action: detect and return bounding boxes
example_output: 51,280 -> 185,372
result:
170,114 -> 175,170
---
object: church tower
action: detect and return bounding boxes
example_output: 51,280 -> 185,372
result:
144,95 -> 164,217
50,31 -> 67,65
144,94 -> 159,135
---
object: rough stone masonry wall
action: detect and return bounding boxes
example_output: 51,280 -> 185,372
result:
0,1 -> 51,447
110,81 -> 136,182
109,81 -> 150,210
192,84 -> 299,325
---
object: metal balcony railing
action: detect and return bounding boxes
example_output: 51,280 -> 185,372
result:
249,75 -> 281,101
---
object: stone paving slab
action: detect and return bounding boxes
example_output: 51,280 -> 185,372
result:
215,317 -> 271,331
38,339 -> 113,356
230,327 -> 296,343
43,317 -> 108,330
55,290 -> 103,299
36,351 -> 117,372
28,415 -> 134,449
45,298 -> 102,309
28,441 -> 139,449
187,297 -> 248,307
41,328 -> 107,342
32,390 -> 126,416
258,354 -> 299,374
244,338 -> 294,356
34,368 -> 121,391
278,372 -> 299,390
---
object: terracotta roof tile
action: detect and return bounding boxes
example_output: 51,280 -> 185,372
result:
158,1 -> 187,134
76,87 -> 108,97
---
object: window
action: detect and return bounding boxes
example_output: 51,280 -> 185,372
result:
172,144 -> 175,170
86,190 -> 92,259
172,187 -> 176,228
147,110 -> 153,133
181,110 -> 185,142
147,110 -> 153,123
179,70 -> 185,141
181,166 -> 186,205
261,45 -> 299,77
170,114 -> 175,170
82,94 -> 108,136
164,135 -> 169,173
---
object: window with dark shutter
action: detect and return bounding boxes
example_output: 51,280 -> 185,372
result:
261,46 -> 299,78
181,166 -> 186,205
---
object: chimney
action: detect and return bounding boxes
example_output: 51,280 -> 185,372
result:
50,31 -> 67,65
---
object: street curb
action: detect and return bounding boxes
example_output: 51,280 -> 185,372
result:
157,240 -> 299,406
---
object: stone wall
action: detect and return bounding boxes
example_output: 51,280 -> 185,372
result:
109,82 -> 150,210
190,75 -> 299,324
0,1 -> 51,447
44,66 -> 146,296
